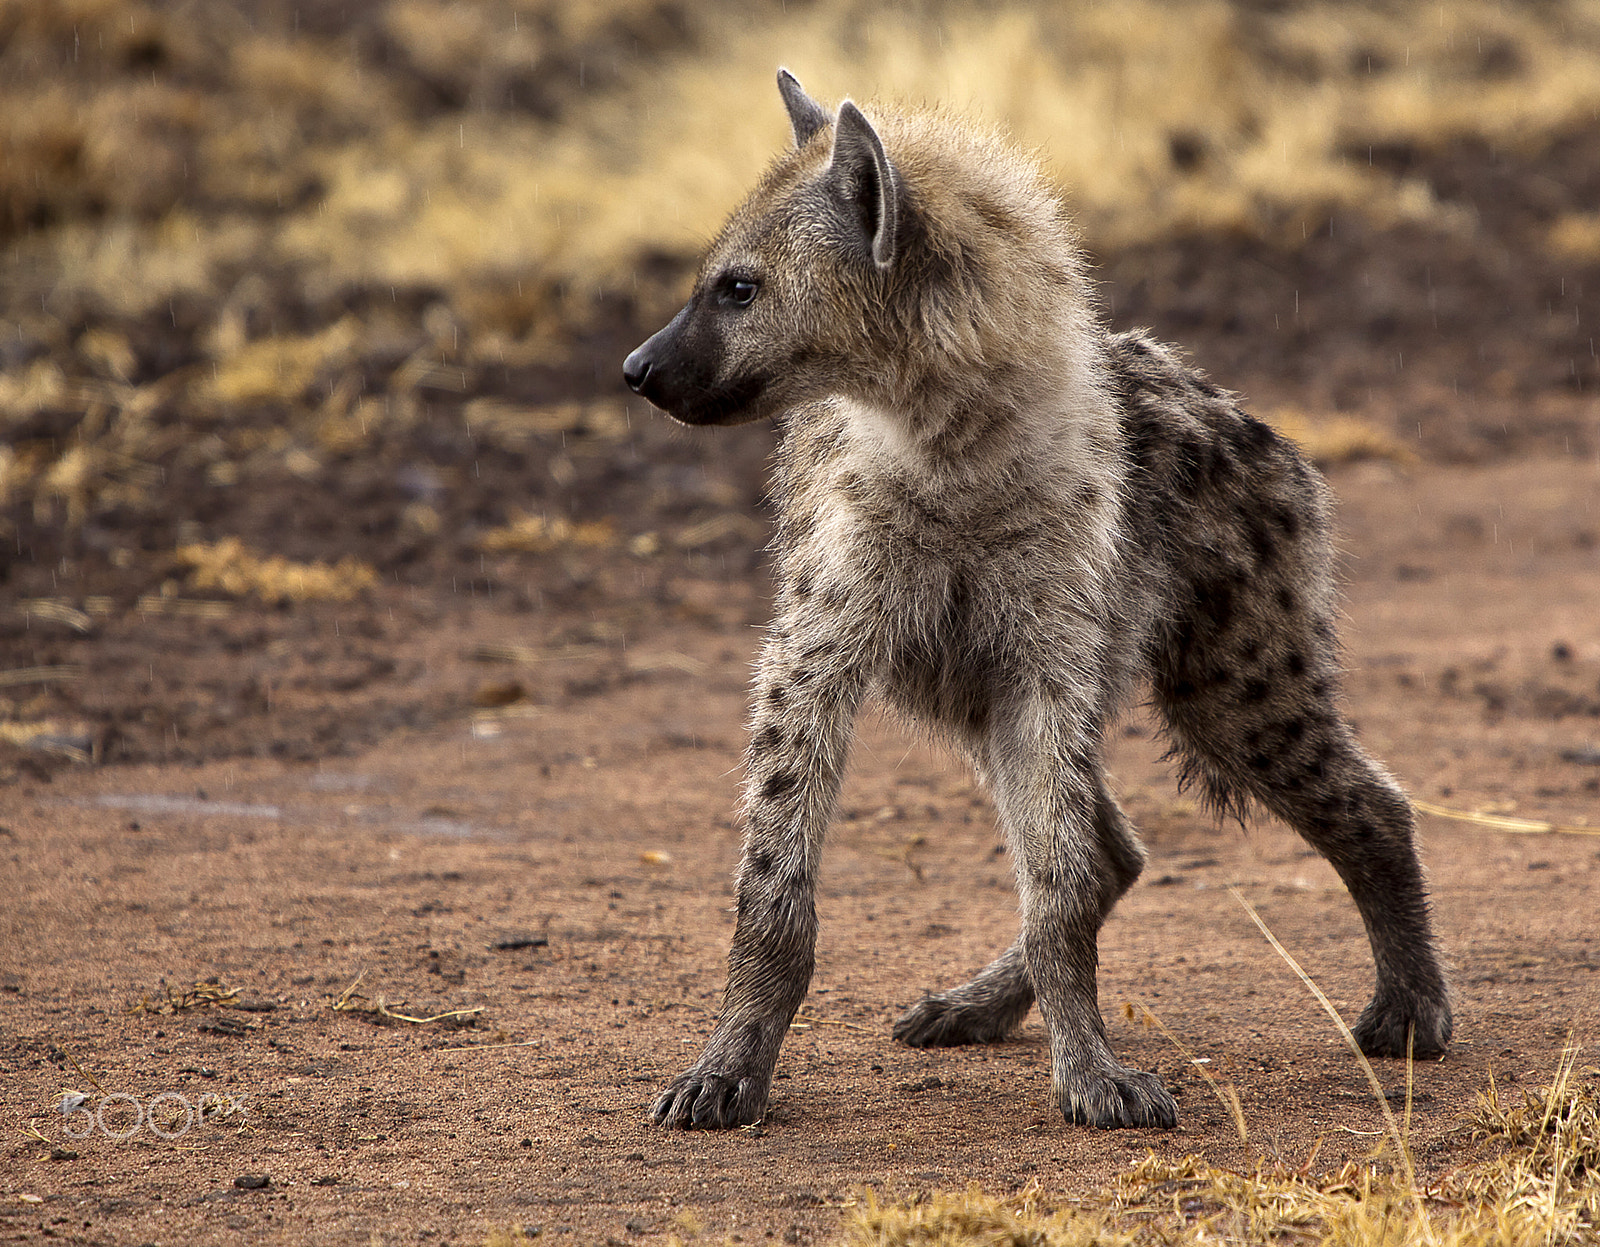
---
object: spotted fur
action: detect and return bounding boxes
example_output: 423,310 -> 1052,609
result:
624,72 -> 1451,1133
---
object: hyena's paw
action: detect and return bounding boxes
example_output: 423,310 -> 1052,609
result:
1057,1063 -> 1178,1130
893,994 -> 1017,1047
651,1067 -> 769,1130
1352,991 -> 1454,1059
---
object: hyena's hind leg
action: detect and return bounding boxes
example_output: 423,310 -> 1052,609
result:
1154,586 -> 1452,1058
894,773 -> 1145,1048
893,935 -> 1032,1047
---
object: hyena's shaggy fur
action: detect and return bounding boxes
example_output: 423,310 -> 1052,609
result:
624,72 -> 1451,1132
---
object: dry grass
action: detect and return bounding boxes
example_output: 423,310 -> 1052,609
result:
329,969 -> 484,1028
124,978 -> 241,1016
1464,1047 -> 1600,1238
12,0 -> 1600,314
476,512 -> 618,555
1267,408 -> 1418,468
836,1058 -> 1600,1247
1413,800 -> 1600,838
175,537 -> 378,604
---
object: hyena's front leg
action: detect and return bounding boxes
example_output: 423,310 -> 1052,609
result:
987,710 -> 1177,1130
653,641 -> 866,1130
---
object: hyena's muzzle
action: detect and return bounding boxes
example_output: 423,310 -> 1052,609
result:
623,297 -> 768,427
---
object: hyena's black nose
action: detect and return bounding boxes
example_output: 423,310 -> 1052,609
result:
622,346 -> 652,395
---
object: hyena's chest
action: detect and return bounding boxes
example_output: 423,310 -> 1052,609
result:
877,569 -> 1023,735
786,480 -> 1044,732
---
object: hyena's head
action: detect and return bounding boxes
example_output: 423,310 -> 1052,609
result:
623,70 -> 1091,427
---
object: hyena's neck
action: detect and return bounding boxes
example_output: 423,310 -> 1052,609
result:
831,315 -> 1124,502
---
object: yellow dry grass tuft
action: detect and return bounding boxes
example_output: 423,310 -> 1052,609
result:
476,512 -> 618,554
1547,213 -> 1600,261
1268,408 -> 1418,468
202,318 -> 363,410
838,1063 -> 1600,1246
124,978 -> 240,1016
175,537 -> 378,605
483,1229 -> 543,1247
1464,1047 -> 1600,1238
848,1183 -> 1127,1247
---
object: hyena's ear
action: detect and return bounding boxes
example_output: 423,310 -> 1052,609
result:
777,68 -> 830,148
827,100 -> 901,270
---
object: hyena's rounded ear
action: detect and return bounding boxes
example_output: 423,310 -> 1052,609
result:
827,100 -> 901,270
777,68 -> 830,149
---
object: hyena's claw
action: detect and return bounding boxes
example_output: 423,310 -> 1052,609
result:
1352,991 -> 1454,1059
652,1071 -> 767,1130
1058,1065 -> 1178,1130
893,994 -> 1016,1047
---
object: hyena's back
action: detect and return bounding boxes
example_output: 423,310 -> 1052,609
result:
1105,329 -> 1452,1057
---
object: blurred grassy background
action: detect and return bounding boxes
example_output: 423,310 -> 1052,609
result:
3,0 -> 1600,600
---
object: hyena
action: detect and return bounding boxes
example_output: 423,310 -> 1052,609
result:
622,71 -> 1451,1131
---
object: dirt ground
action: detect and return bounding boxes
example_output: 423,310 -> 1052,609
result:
3,441 -> 1599,1246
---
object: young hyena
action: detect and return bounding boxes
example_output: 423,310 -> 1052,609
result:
622,71 -> 1451,1132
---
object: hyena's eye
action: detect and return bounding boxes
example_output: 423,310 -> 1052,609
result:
719,277 -> 759,308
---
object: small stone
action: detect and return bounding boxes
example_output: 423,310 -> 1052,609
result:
233,1174 -> 270,1190
198,1016 -> 252,1037
473,680 -> 526,708
49,1147 -> 79,1161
